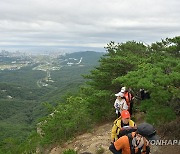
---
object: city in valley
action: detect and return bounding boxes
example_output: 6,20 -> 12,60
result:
0,50 -> 85,88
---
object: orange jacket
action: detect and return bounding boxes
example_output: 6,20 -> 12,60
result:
124,92 -> 133,110
114,132 -> 149,154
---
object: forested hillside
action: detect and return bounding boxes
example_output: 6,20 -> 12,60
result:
0,51 -> 103,153
1,37 -> 179,154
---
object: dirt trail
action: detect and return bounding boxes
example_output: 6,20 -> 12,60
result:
50,122 -> 112,154
50,112 -> 180,154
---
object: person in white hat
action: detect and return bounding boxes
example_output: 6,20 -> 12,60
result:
114,92 -> 128,118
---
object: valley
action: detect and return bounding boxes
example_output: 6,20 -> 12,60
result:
0,50 -> 104,150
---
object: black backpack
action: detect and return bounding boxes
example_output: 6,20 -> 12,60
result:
117,127 -> 137,138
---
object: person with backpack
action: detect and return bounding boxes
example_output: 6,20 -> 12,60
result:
114,92 -> 128,118
121,87 -> 134,116
111,110 -> 136,143
109,122 -> 158,154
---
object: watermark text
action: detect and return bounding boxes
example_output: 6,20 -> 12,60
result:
150,140 -> 180,146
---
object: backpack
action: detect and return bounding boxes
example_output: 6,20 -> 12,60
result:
117,126 -> 137,138
126,133 -> 150,154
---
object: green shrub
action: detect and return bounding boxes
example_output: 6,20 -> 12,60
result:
96,146 -> 105,154
63,149 -> 77,154
40,96 -> 92,145
139,100 -> 154,112
145,106 -> 176,126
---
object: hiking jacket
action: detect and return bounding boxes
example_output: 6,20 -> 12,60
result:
114,132 -> 149,154
111,118 -> 135,142
114,98 -> 128,113
124,92 -> 133,111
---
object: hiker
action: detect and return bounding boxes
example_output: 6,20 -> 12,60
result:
114,92 -> 128,118
121,87 -> 134,116
111,110 -> 136,143
140,89 -> 150,100
109,122 -> 158,154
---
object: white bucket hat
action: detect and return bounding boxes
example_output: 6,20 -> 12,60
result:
121,87 -> 126,93
115,92 -> 124,97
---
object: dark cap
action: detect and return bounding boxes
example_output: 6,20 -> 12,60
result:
137,123 -> 159,140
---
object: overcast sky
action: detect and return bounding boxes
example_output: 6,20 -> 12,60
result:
0,0 -> 180,53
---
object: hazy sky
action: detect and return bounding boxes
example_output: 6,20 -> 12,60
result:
0,0 -> 180,53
